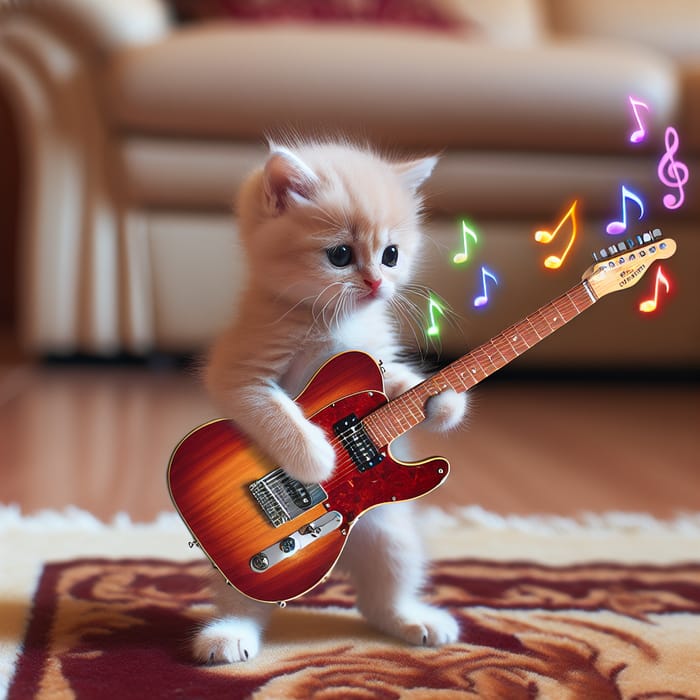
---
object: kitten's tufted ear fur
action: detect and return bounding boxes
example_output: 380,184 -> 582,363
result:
393,156 -> 438,193
263,146 -> 319,214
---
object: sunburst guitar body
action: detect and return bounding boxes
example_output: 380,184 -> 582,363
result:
167,350 -> 448,604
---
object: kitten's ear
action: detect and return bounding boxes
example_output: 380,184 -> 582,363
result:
393,156 -> 438,193
263,147 -> 319,214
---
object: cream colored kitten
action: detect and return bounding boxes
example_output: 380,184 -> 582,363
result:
195,139 -> 467,663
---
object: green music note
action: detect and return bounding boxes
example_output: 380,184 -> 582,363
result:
427,296 -> 445,337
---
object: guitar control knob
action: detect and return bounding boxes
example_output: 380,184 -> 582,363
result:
279,537 -> 296,553
250,553 -> 269,571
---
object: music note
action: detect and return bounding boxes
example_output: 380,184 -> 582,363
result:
639,266 -> 670,313
534,200 -> 578,270
453,220 -> 479,264
606,185 -> 644,235
629,96 -> 649,144
657,126 -> 689,210
426,296 -> 445,336
473,266 -> 498,307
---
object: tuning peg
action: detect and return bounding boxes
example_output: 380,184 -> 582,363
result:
652,228 -> 662,240
616,240 -> 628,253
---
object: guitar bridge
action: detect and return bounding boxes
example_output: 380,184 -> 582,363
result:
249,468 -> 327,528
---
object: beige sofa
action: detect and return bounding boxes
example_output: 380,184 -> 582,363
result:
1,0 -> 698,368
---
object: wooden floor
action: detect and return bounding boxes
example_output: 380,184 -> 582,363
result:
1,358 -> 698,523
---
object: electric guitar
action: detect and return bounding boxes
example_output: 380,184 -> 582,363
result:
168,229 -> 676,604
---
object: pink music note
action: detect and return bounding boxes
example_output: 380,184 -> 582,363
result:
606,185 -> 645,235
658,126 -> 689,210
473,266 -> 498,307
639,266 -> 670,313
629,96 -> 649,144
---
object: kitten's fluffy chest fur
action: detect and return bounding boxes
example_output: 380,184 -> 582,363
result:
278,304 -> 391,397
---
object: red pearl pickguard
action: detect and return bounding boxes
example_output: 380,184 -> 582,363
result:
167,351 -> 449,603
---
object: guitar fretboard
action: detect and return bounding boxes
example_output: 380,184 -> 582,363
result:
363,280 -> 597,446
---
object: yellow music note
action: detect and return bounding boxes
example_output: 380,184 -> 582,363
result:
639,266 -> 670,313
534,200 -> 578,270
453,220 -> 478,264
426,296 -> 445,337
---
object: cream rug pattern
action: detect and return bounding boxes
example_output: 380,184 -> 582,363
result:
2,505 -> 700,699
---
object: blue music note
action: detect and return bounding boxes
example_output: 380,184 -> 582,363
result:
473,266 -> 498,308
606,185 -> 645,235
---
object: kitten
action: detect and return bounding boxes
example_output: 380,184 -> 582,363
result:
194,139 -> 467,663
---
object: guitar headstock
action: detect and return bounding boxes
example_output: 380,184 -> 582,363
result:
583,228 -> 677,299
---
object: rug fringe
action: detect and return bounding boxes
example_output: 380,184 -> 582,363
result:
0,504 -> 186,532
2,503 -> 700,535
418,505 -> 700,535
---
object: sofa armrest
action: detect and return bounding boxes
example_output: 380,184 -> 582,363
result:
18,0 -> 173,54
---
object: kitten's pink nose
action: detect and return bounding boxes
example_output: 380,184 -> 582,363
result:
364,278 -> 382,294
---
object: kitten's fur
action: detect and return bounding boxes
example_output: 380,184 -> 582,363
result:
195,139 -> 467,663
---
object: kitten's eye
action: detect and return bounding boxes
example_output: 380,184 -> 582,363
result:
382,245 -> 399,267
326,245 -> 354,268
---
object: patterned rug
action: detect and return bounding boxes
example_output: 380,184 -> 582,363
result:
2,506 -> 700,699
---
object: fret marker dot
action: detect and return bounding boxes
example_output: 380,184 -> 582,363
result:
512,335 -> 518,342
471,368 -> 477,374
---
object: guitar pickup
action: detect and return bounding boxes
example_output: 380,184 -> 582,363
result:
333,414 -> 385,473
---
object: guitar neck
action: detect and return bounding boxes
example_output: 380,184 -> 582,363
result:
364,279 -> 597,445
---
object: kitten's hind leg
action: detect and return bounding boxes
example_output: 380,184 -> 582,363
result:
339,502 -> 459,647
193,569 -> 272,664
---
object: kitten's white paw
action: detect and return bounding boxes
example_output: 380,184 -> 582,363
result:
193,618 -> 262,664
377,603 -> 460,647
424,390 -> 467,432
282,420 -> 336,484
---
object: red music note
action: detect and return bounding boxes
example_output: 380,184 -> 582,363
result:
658,127 -> 689,210
534,200 -> 578,269
639,266 -> 670,313
473,266 -> 498,307
629,97 -> 649,144
606,185 -> 644,235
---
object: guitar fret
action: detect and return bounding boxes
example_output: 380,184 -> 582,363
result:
524,316 -> 543,341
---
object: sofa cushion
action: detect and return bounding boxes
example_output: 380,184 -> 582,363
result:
106,23 -> 677,153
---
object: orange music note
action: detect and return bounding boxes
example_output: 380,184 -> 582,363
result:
534,200 -> 578,270
639,266 -> 670,313
453,220 -> 478,264
629,96 -> 649,144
